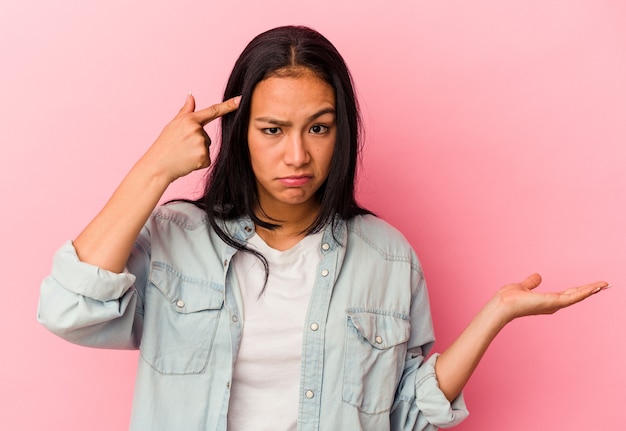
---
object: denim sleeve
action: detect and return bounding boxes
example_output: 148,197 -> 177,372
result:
37,236 -> 149,350
391,352 -> 468,430
389,263 -> 469,430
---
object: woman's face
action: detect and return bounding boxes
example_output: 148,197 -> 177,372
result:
247,69 -> 336,216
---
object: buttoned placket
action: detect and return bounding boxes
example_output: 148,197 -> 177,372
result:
222,218 -> 255,366
216,218 -> 256,430
297,221 -> 347,431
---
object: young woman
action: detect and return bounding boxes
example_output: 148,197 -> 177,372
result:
38,26 -> 609,431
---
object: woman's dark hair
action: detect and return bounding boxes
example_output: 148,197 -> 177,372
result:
193,25 -> 371,261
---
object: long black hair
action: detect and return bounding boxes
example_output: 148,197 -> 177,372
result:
194,25 -> 371,255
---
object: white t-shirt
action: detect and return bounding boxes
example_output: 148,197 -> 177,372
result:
227,232 -> 323,431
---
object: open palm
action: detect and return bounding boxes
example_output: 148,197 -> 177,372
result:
496,273 -> 609,322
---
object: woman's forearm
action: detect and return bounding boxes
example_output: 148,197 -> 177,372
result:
73,158 -> 171,273
434,297 -> 508,401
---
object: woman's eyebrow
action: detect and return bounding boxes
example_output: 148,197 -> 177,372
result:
253,107 -> 336,126
253,117 -> 291,126
307,107 -> 336,122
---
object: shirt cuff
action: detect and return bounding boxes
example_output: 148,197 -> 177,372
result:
415,353 -> 469,428
51,240 -> 137,302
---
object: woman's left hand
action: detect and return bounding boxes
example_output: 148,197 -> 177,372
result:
494,273 -> 610,323
435,273 -> 610,401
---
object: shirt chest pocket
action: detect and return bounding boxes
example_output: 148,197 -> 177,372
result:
342,310 -> 410,415
140,263 -> 224,375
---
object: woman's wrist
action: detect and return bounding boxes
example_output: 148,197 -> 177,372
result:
132,154 -> 178,189
463,294 -> 513,344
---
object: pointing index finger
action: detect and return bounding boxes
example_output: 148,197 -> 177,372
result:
194,96 -> 241,126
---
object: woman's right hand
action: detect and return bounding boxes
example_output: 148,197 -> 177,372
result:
72,93 -> 240,272
142,93 -> 241,183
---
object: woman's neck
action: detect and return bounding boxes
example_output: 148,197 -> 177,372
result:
254,201 -> 320,251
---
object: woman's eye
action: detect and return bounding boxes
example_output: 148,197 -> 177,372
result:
263,127 -> 281,135
310,125 -> 329,134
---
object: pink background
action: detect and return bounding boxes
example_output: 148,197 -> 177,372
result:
1,1 -> 624,429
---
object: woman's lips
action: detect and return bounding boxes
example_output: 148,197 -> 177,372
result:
278,175 -> 312,187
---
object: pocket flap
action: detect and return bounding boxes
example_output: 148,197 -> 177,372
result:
149,263 -> 224,313
346,310 -> 410,350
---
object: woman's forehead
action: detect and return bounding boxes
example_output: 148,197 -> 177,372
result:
250,72 -> 336,120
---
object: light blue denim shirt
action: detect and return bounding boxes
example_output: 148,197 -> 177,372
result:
38,203 -> 468,430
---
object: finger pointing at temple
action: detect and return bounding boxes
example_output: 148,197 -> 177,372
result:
194,96 -> 242,126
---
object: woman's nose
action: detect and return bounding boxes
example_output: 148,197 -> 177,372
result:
283,134 -> 310,167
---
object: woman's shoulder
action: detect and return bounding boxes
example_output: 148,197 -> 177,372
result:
150,201 -> 209,230
347,214 -> 415,257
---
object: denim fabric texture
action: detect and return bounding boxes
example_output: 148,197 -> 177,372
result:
38,202 -> 468,430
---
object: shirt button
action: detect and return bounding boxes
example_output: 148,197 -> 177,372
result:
375,336 -> 383,344
310,322 -> 319,331
305,390 -> 314,399
244,226 -> 252,232
176,300 -> 185,308
226,381 -> 231,389
321,243 -> 330,251
321,269 -> 329,277
223,259 -> 228,267
232,315 -> 239,323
